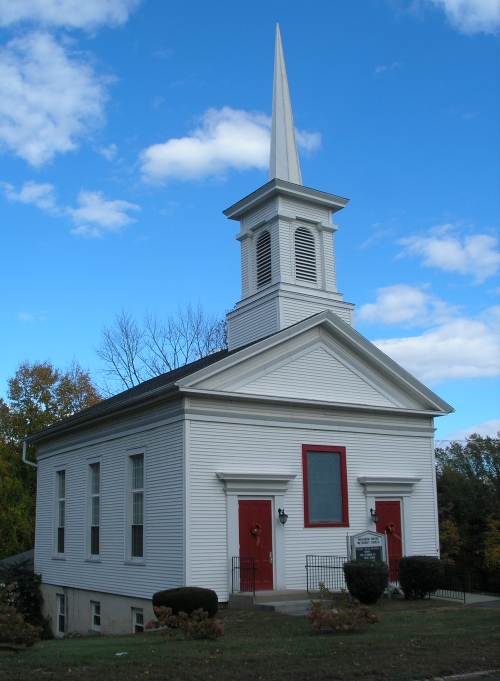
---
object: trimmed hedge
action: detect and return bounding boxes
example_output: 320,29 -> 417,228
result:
399,556 -> 444,600
152,586 -> 218,618
343,561 -> 389,604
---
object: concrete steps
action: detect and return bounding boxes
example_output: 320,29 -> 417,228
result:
228,589 -> 318,612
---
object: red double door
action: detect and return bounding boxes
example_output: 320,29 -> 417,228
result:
239,500 -> 273,590
375,500 -> 402,578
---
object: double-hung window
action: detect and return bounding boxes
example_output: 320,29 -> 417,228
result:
132,608 -> 144,633
91,601 -> 101,631
130,454 -> 144,559
56,470 -> 66,555
89,462 -> 100,557
302,445 -> 349,527
57,594 -> 65,636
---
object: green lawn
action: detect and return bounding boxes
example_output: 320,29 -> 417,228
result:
0,599 -> 499,681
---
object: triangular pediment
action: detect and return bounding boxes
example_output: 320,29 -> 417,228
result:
178,312 -> 452,415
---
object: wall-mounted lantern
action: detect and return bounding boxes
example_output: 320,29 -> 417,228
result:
370,508 -> 380,524
278,508 -> 288,525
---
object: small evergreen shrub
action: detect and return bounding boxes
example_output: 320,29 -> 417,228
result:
343,561 -> 389,604
399,556 -> 444,600
152,586 -> 218,618
148,606 -> 224,640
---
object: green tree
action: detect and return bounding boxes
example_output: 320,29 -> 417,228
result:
436,432 -> 500,567
0,360 -> 101,559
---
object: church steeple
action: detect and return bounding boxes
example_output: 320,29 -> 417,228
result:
224,27 -> 354,352
269,24 -> 302,185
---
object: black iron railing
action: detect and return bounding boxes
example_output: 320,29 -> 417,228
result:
232,556 -> 256,595
305,555 -> 348,592
386,558 -> 467,602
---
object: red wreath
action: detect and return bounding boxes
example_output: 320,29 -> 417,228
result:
251,523 -> 262,545
386,523 -> 396,534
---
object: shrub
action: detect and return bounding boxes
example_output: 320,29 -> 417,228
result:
343,561 -> 389,604
399,556 -> 444,600
307,585 -> 381,634
0,586 -> 42,647
152,586 -> 218,618
149,606 -> 224,640
0,560 -> 42,623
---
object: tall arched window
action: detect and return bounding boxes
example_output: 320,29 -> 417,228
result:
256,230 -> 272,287
295,227 -> 316,282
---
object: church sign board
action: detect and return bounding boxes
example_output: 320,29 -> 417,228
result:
348,531 -> 387,564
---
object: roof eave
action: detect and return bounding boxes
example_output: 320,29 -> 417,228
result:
25,382 -> 180,445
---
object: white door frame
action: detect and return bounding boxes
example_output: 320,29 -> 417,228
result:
216,472 -> 296,591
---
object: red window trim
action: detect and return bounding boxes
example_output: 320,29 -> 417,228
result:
302,445 -> 349,528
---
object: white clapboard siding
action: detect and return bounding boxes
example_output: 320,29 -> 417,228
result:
238,346 -> 397,407
240,238 -> 249,298
227,298 -> 278,350
282,296 -> 353,328
240,198 -> 277,231
35,419 -> 185,600
187,416 -> 437,599
322,230 -> 337,291
281,197 -> 330,224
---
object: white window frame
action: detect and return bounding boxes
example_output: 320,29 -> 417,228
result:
132,607 -> 144,633
54,468 -> 66,557
87,460 -> 101,559
126,449 -> 146,562
91,601 -> 101,632
57,593 -> 65,636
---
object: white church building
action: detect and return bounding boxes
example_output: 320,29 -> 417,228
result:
28,26 -> 452,636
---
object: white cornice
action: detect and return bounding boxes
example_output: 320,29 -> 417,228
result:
216,471 -> 296,494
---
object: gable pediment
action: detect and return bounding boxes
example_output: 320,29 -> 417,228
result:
178,312 -> 452,414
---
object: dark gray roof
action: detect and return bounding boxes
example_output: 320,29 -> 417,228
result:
0,549 -> 34,567
26,348 -> 229,444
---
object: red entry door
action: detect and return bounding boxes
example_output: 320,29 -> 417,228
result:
375,500 -> 403,579
239,500 -> 273,591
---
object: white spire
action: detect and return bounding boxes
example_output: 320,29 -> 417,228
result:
269,24 -> 302,185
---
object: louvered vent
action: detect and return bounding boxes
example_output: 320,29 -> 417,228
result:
295,227 -> 316,282
256,230 -> 272,287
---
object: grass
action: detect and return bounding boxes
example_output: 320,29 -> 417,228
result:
0,598 -> 499,680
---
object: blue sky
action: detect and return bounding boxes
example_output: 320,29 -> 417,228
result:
0,0 -> 499,443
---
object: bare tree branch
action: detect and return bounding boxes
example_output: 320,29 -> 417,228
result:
96,304 -> 228,394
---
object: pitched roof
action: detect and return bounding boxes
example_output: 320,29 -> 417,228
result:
26,348 -> 229,444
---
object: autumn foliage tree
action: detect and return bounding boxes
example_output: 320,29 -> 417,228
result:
436,432 -> 500,566
0,361 -> 101,559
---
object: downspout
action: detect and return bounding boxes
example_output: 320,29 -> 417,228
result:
22,439 -> 38,468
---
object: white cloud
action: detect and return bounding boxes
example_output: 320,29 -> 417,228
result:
357,284 -> 458,326
140,107 -> 270,183
0,0 -> 141,30
441,419 -> 500,442
140,106 -> 321,183
68,190 -> 140,237
399,226 -> 500,283
374,62 -> 402,75
295,129 -> 322,152
18,312 -> 35,322
0,32 -> 107,166
1,180 -> 57,210
99,143 -> 118,160
427,0 -> 500,34
372,306 -> 500,384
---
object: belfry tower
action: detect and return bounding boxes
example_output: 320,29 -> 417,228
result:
225,25 -> 354,352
